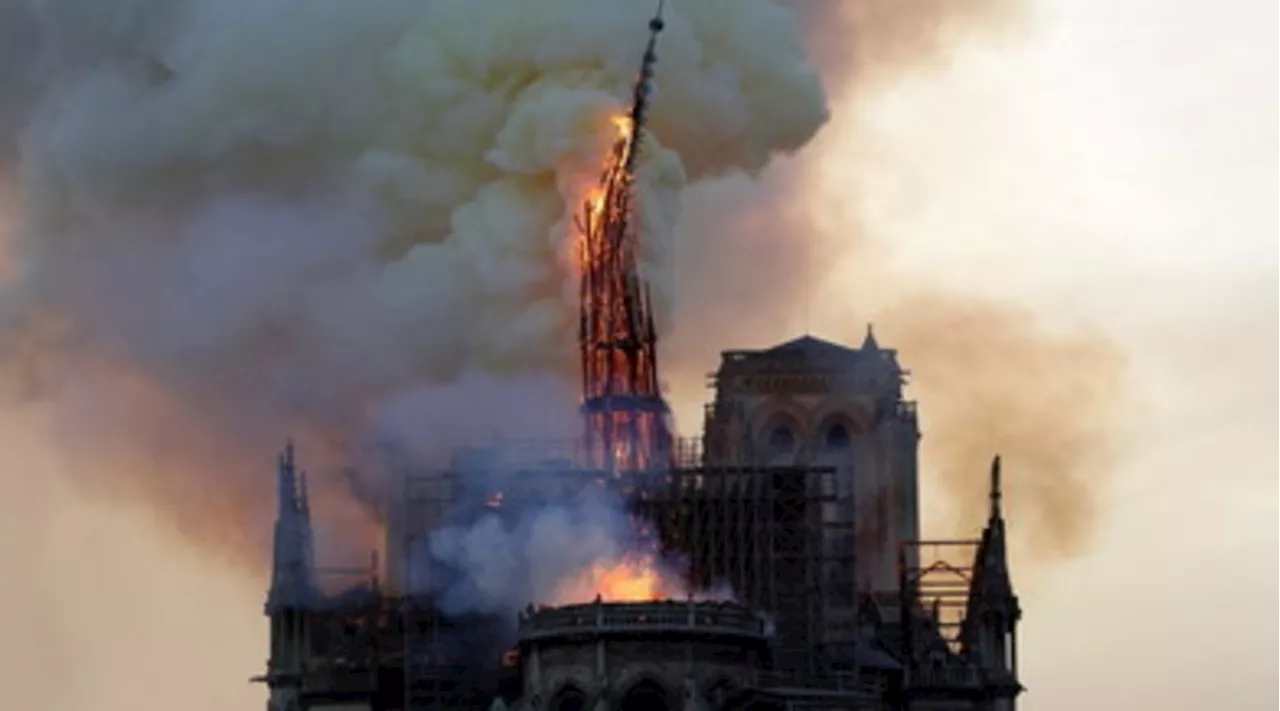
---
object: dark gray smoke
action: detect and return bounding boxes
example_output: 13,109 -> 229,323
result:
0,0 -> 829,569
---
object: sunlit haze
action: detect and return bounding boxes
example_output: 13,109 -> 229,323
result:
0,0 -> 1274,709
824,1 -> 1278,707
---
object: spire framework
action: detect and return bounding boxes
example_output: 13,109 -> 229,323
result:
576,0 -> 672,473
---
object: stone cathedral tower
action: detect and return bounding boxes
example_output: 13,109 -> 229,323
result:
701,328 -> 921,596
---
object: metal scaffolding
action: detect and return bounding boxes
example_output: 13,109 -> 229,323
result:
270,437 -> 873,709
399,468 -> 479,710
898,540 -> 981,654
392,439 -> 858,689
264,439 -> 1023,711
896,538 -> 995,704
637,464 -> 856,677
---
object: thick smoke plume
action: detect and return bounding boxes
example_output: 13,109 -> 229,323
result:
0,0 -> 827,570
0,0 -> 1118,585
426,490 -> 632,615
0,2 -> 1172,709
424,486 -> 729,616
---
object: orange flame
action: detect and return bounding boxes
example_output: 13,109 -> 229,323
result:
553,514 -> 685,604
573,114 -> 631,269
587,187 -> 606,219
551,551 -> 687,604
582,114 -> 632,211
610,114 -> 633,141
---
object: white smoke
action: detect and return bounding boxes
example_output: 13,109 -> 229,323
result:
425,486 -> 736,616
0,0 -> 829,565
427,490 -> 631,615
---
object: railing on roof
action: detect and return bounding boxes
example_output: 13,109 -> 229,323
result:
906,665 -> 984,689
441,436 -> 706,473
757,668 -> 886,698
516,599 -> 771,641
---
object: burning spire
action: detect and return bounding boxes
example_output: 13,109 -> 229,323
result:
576,1 -> 673,473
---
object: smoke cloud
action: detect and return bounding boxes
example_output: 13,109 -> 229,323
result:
872,295 -> 1124,556
0,0 -> 1111,609
0,1 -> 1209,709
792,0 -> 1025,92
0,0 -> 827,569
426,490 -> 631,615
425,487 -> 723,617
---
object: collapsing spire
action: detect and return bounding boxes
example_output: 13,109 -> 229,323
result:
576,0 -> 673,473
623,0 -> 665,174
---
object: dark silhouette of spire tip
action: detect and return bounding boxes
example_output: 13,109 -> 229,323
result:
650,0 -> 666,32
990,454 -> 1003,519
861,323 -> 880,350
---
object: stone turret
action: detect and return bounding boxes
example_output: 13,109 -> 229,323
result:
960,456 -> 1024,711
263,441 -> 317,711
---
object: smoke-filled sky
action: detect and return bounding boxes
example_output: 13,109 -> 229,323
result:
0,0 -> 1275,710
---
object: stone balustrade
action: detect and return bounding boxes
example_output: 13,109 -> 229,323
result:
516,598 -> 772,642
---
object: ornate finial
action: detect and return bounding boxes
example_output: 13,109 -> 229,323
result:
861,323 -> 880,351
651,0 -> 666,32
990,454 -> 1003,519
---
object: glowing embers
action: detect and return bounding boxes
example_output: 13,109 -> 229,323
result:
551,514 -> 681,604
576,114 -> 634,247
581,406 -> 672,473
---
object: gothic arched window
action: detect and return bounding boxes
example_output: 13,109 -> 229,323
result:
620,679 -> 671,711
707,676 -> 737,706
768,424 -> 796,456
824,423 -> 852,450
549,684 -> 587,711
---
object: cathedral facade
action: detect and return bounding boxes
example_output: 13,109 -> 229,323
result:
259,332 -> 1024,711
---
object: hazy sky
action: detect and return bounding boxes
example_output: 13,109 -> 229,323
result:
811,0 -> 1277,707
0,0 -> 1274,710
